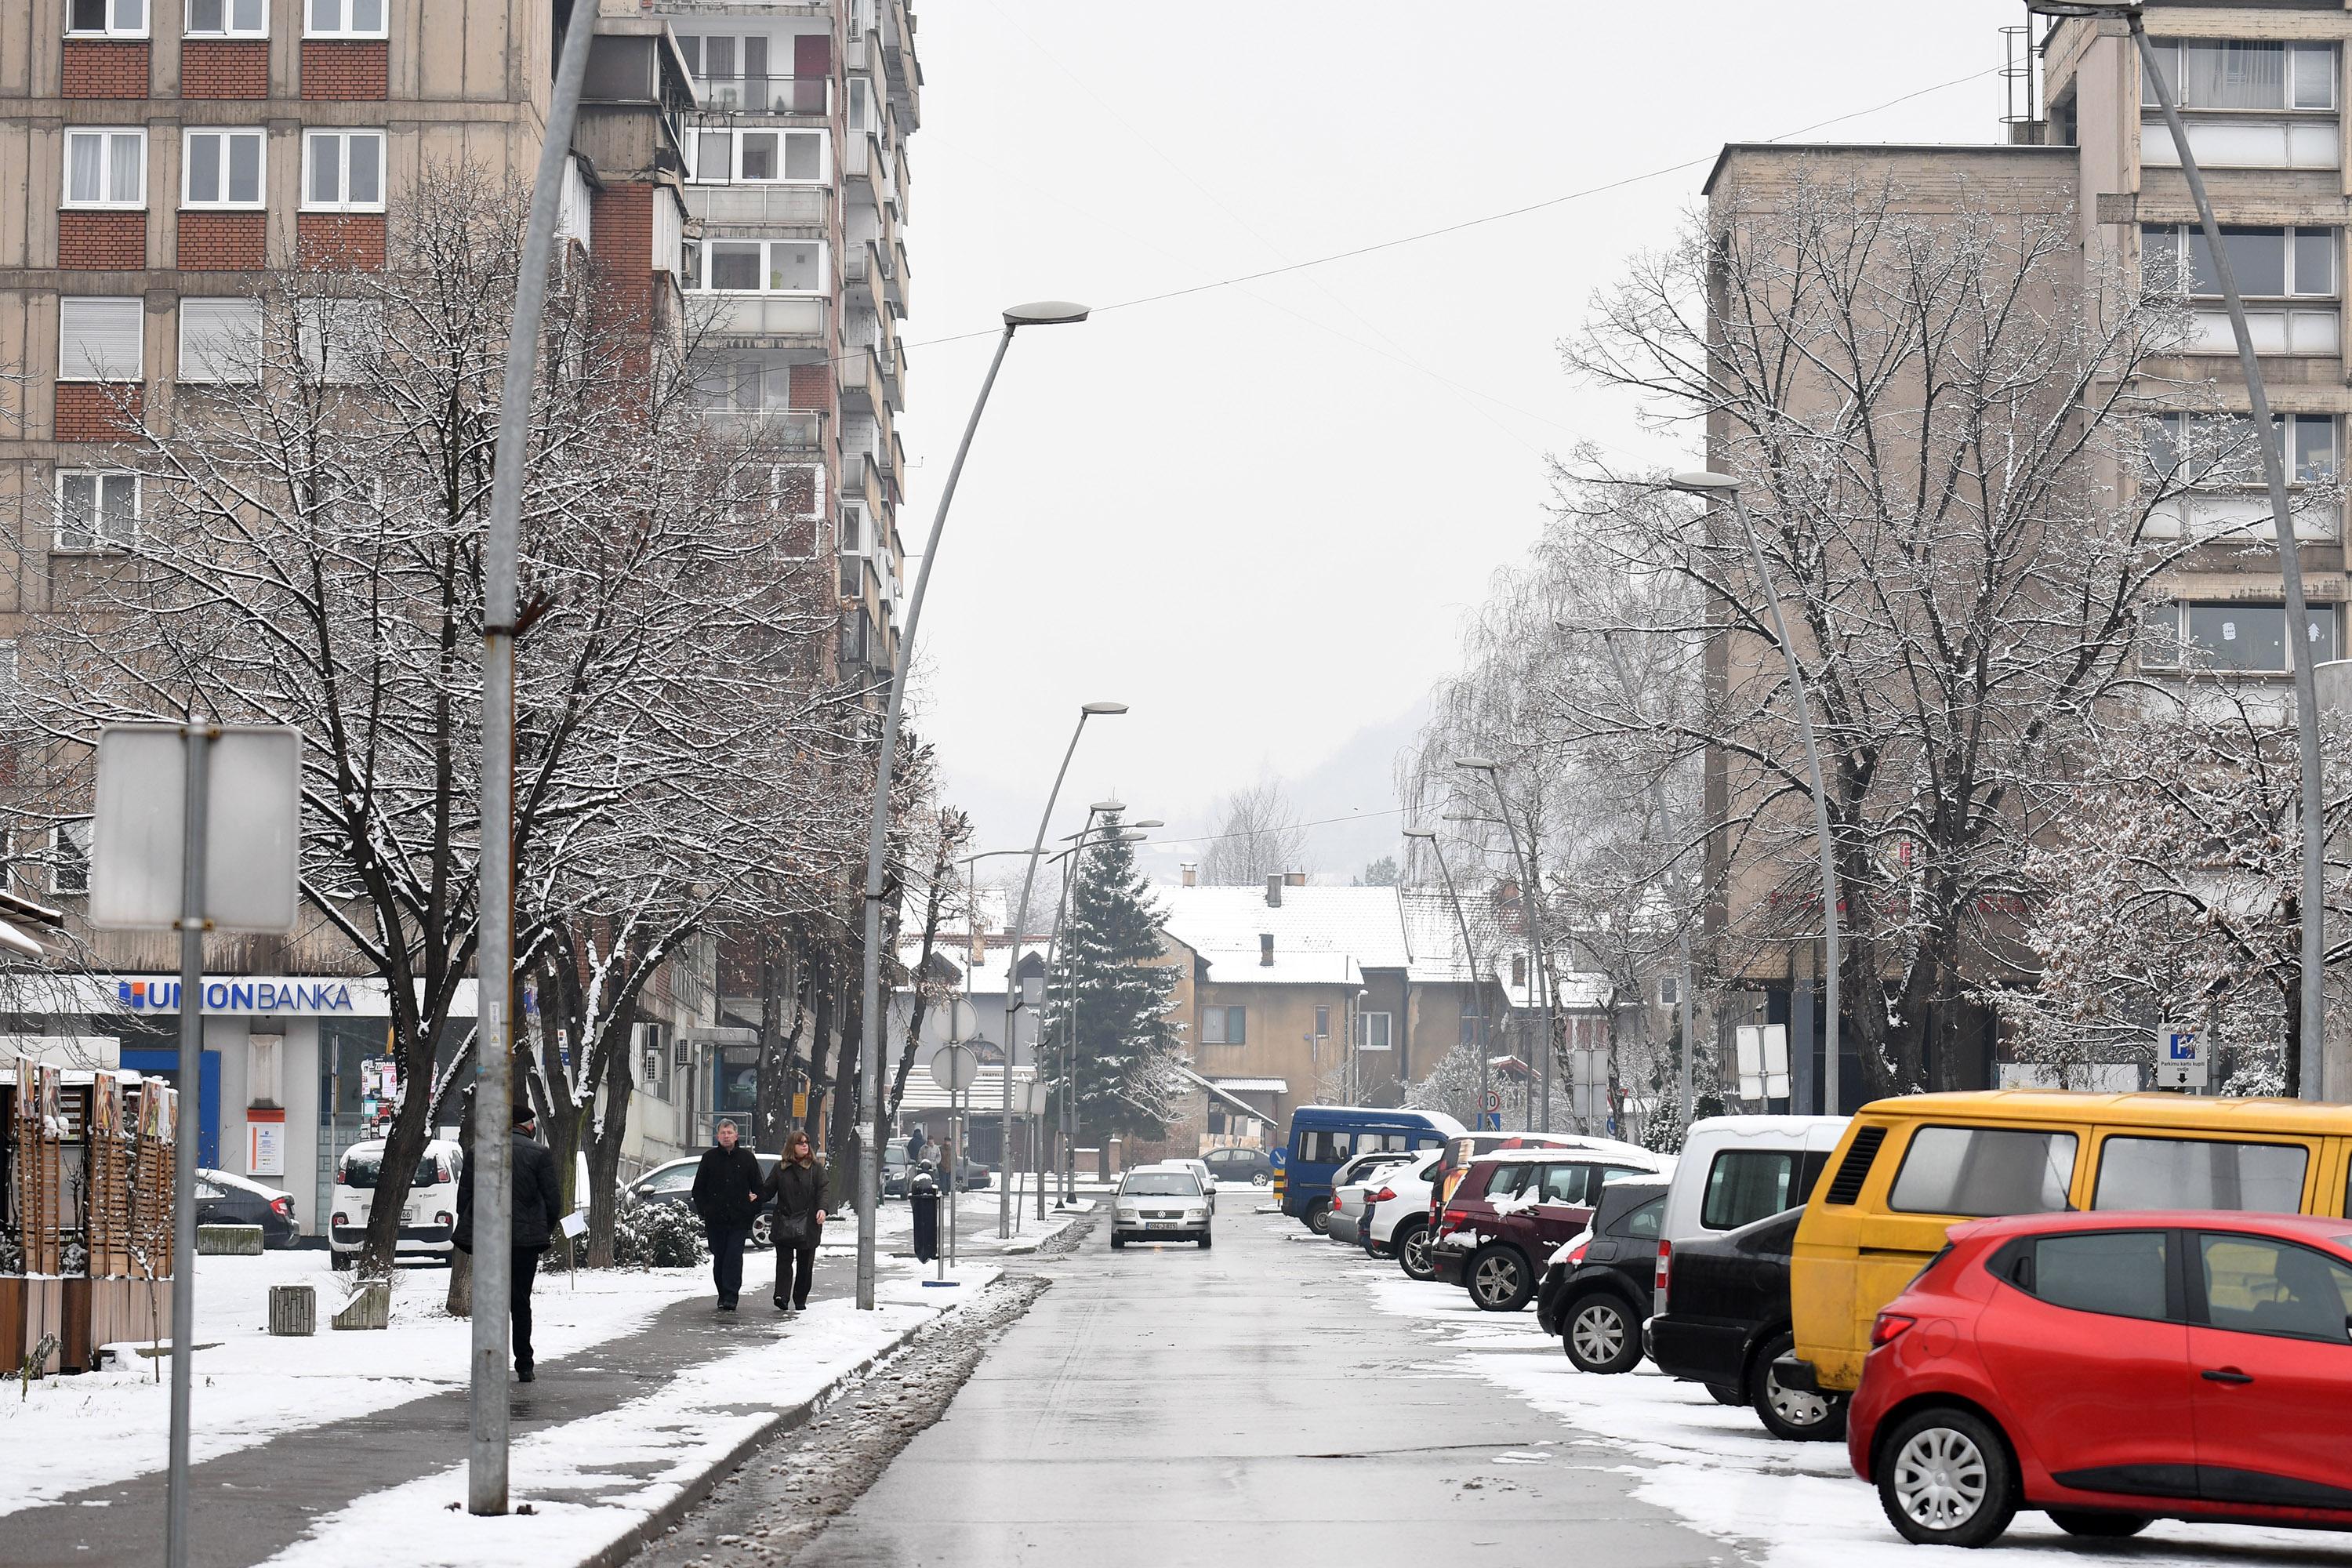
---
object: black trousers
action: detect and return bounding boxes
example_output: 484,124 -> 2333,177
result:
709,1226 -> 750,1303
511,1247 -> 541,1370
775,1229 -> 820,1308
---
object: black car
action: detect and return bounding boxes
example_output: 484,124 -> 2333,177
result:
194,1168 -> 301,1249
1643,1206 -> 1846,1442
1202,1147 -> 1273,1186
1535,1177 -> 1668,1374
625,1152 -> 786,1246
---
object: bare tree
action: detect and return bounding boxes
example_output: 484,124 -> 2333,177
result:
1198,777 -> 1308,885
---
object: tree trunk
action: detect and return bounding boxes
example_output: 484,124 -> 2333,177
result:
584,997 -> 637,1268
829,984 -> 863,1211
358,1015 -> 437,1277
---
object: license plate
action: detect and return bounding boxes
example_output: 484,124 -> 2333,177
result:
1149,1221 -> 1179,1229
402,1207 -> 417,1224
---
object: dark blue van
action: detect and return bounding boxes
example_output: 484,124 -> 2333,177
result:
1280,1105 -> 1465,1230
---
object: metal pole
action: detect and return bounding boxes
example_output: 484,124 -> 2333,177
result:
858,325 -> 1018,1309
471,2 -> 597,1512
1473,772 -> 1558,1131
999,720 -> 1091,1238
1036,809 -> 1099,1205
165,717 -> 210,1568
2133,18 -> 2325,1099
1423,837 -> 1490,1128
1724,492 -> 1842,1116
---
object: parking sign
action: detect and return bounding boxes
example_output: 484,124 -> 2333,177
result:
2155,1024 -> 2209,1090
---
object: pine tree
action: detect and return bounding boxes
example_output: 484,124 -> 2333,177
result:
1044,812 -> 1182,1140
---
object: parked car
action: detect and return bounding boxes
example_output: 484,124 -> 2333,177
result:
1325,1149 -> 1416,1245
1109,1167 -> 1212,1250
331,1137 -> 466,1269
1430,1147 -> 1668,1311
1280,1105 -> 1463,1233
1202,1146 -> 1274,1185
1647,1207 -> 1843,1441
625,1152 -> 786,1245
882,1147 -> 913,1198
1363,1149 -> 1445,1278
1660,1115 -> 1845,1245
1535,1176 -> 1669,1374
194,1168 -> 299,1249
1849,1209 -> 2352,1549
1426,1130 -> 1608,1218
1167,1158 -> 1217,1211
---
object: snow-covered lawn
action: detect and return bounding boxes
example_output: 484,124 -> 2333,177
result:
1352,1259 -> 2341,1568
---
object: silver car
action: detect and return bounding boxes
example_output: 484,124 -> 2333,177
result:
1109,1168 -> 1212,1250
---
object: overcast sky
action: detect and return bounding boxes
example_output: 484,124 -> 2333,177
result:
898,0 -> 2026,880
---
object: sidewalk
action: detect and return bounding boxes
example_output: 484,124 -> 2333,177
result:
0,1190 -> 1073,1567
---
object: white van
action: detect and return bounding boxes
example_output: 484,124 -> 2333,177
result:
1657,1115 -> 1847,1243
330,1136 -> 465,1269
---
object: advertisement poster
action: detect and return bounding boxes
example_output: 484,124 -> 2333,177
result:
247,1109 -> 286,1176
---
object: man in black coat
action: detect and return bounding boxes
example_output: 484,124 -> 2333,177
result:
454,1103 -> 566,1383
691,1118 -> 764,1311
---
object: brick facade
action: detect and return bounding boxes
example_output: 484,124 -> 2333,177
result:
789,363 -> 833,410
299,40 -> 389,101
590,183 -> 656,365
182,40 -> 270,99
178,210 -> 267,271
61,40 -> 150,99
296,212 -> 386,271
56,212 -> 146,270
54,383 -> 143,442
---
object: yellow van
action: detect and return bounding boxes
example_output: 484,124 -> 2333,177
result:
1786,1090 -> 2352,1396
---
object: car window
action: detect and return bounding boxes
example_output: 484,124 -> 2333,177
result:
1610,1195 -> 1666,1240
2094,1137 -> 2308,1214
1889,1126 -> 2078,1217
1481,1162 -> 1530,1200
340,1152 -> 444,1191
194,1176 -> 224,1199
1297,1130 -> 1354,1165
1703,1150 -> 1797,1230
1122,1173 -> 1201,1196
2199,1232 -> 2352,1342
2018,1231 -> 2172,1322
1541,1163 -> 1594,1206
642,1163 -> 696,1195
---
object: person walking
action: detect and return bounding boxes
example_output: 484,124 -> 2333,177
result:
691,1118 -> 764,1312
453,1102 -> 564,1383
764,1129 -> 827,1313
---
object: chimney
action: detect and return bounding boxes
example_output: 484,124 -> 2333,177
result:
1284,870 -> 1306,887
1265,874 -> 1283,908
1180,862 -> 1197,888
1260,932 -> 1276,967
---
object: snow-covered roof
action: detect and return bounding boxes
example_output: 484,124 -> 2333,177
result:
1152,884 -> 1412,971
1207,1076 -> 1288,1094
1193,948 -> 1362,988
891,939 -> 1047,994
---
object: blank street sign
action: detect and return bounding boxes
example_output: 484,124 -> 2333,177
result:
90,724 -> 302,933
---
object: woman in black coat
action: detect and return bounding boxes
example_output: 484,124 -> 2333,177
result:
763,1129 -> 827,1313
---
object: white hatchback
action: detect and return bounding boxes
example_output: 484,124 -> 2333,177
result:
330,1136 -> 465,1269
1109,1167 -> 1212,1250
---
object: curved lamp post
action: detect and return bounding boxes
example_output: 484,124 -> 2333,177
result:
1453,759 -> 1560,1130
856,301 -> 1089,1308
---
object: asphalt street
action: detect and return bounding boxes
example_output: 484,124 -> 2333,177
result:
790,1201 -> 1734,1565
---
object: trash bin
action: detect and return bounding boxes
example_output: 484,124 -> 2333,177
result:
910,1168 -> 940,1263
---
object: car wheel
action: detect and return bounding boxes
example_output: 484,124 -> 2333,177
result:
1396,1220 -> 1436,1281
331,1250 -> 353,1272
1468,1243 -> 1533,1312
2045,1512 -> 2151,1540
1878,1406 -> 2019,1548
1305,1199 -> 1332,1235
1706,1383 -> 1744,1407
750,1212 -> 772,1249
1197,1232 -> 1213,1250
1749,1331 -> 1847,1442
1110,1232 -> 1126,1250
1563,1295 -> 1643,1374
1252,1171 -> 1269,1186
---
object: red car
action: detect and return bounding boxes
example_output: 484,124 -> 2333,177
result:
1428,1147 -> 1662,1311
1849,1209 -> 2352,1549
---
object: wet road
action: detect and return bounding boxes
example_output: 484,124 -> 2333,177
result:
793,1200 -> 1732,1565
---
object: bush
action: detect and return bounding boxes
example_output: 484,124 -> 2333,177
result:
612,1202 -> 707,1269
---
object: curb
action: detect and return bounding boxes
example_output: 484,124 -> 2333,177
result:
573,1276 -> 996,1568
999,1211 -> 1085,1256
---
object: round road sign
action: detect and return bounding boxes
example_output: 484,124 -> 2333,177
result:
1482,1090 -> 1503,1114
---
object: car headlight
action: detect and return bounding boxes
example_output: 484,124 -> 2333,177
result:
1185,1208 -> 1206,1221
1116,1207 -> 1138,1220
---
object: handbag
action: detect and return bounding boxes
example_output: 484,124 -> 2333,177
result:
772,1210 -> 808,1245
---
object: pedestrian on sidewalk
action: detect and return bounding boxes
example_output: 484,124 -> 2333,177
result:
452,1102 -> 564,1383
764,1129 -> 826,1313
691,1118 -> 764,1312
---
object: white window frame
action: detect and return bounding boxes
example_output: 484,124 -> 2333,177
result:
301,0 -> 383,40
62,129 -> 147,210
67,0 -> 148,38
688,126 -> 829,185
2147,411 -> 2337,488
184,0 -> 267,37
51,822 -> 92,897
55,469 -> 140,552
2143,601 -> 2339,675
57,297 -> 144,382
2143,39 -> 2339,113
177,297 -> 263,384
300,129 -> 385,212
1355,1011 -> 1394,1052
298,298 -> 379,384
687,238 -> 828,295
180,127 -> 267,209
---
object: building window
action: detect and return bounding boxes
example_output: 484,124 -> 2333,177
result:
688,127 -> 826,184
183,129 -> 266,209
840,500 -> 866,556
302,129 -> 383,212
848,75 -> 873,132
1201,1006 -> 1245,1045
298,299 -> 377,383
51,823 -> 91,895
186,0 -> 265,35
2145,412 -> 2336,488
177,298 -> 262,383
2143,41 -> 2339,170
303,0 -> 381,38
58,297 -> 143,381
56,470 -> 139,551
64,129 -> 146,209
2143,601 -> 2339,674
684,238 -> 826,293
2143,225 -> 2339,353
67,0 -> 147,37
1356,1011 -> 1393,1052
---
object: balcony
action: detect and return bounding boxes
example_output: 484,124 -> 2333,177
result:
838,551 -> 877,604
696,74 -> 830,116
876,333 -> 905,412
695,403 -> 828,452
2143,115 -> 2339,170
699,292 -> 828,345
837,341 -> 884,411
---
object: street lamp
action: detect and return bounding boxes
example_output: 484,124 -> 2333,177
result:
1405,826 -> 1494,1131
1669,469 -> 1842,1116
855,302 -> 1091,1308
2020,3 -> 2321,1098
1452,758 -> 1561,1131
998,708 -> 1127,1239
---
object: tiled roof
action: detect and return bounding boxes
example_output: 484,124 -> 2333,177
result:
1152,884 -> 1411,971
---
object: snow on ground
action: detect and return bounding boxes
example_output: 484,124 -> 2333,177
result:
0,1192 -> 996,1519
257,1266 -> 1000,1568
1348,1255 -> 2343,1568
